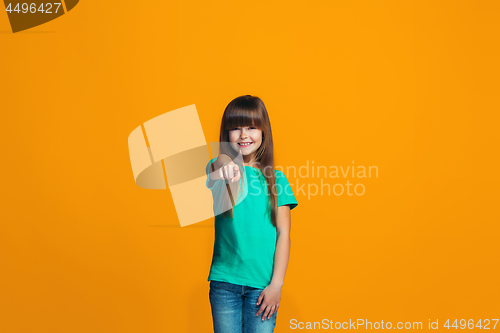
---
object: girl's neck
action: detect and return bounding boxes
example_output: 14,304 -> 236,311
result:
243,154 -> 260,168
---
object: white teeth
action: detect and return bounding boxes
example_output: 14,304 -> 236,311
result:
239,142 -> 252,146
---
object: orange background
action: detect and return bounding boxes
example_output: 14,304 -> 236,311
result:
1,1 -> 499,332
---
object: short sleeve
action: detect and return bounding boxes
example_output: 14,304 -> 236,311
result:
275,170 -> 298,210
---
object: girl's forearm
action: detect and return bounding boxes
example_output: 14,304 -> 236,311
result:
209,154 -> 232,180
270,233 -> 290,288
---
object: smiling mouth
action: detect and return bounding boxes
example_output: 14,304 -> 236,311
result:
238,142 -> 253,147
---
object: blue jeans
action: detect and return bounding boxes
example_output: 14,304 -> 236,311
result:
209,280 -> 277,333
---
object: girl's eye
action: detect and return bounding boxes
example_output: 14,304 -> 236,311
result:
231,127 -> 257,131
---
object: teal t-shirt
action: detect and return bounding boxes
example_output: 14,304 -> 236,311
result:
205,157 -> 298,289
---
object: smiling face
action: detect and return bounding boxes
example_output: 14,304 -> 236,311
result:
228,125 -> 263,163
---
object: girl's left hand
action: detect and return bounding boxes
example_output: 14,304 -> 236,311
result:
256,284 -> 282,321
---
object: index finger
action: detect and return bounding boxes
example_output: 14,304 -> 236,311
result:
256,303 -> 268,317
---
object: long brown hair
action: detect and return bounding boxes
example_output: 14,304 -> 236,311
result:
218,95 -> 278,227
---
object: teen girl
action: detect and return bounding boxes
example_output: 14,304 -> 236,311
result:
206,95 -> 298,333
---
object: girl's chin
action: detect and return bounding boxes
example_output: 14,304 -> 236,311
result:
240,151 -> 254,156
233,147 -> 255,156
